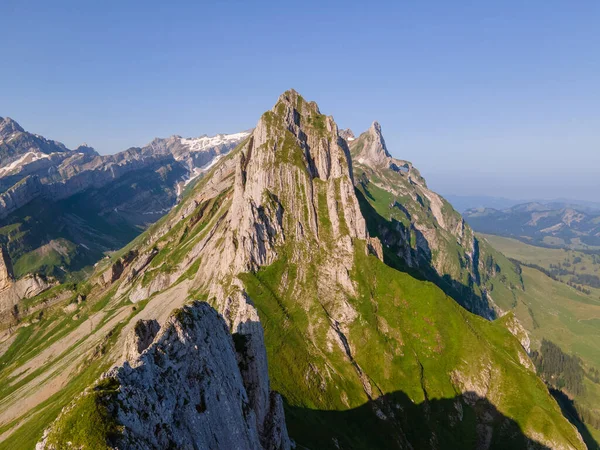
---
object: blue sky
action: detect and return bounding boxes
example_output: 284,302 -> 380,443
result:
1,1 -> 599,201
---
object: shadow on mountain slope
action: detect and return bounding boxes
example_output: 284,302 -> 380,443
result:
549,387 -> 600,450
284,390 -> 557,450
355,188 -> 497,319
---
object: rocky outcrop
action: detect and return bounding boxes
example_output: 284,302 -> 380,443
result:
37,302 -> 290,450
122,319 -> 160,362
0,245 -> 14,292
352,121 -> 392,167
338,128 -> 355,141
112,89 -> 374,307
0,116 -> 25,137
102,250 -> 138,286
17,90 -> 585,450
13,273 -> 53,299
0,247 -> 55,322
223,89 -> 367,274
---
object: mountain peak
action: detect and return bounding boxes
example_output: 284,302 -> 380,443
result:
74,143 -> 99,156
368,121 -> 390,155
0,116 -> 25,137
350,120 -> 391,166
275,89 -> 322,117
339,128 -> 355,141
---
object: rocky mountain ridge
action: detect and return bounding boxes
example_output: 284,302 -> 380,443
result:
348,121 -> 520,319
76,89 -> 584,448
0,91 -> 586,449
37,302 -> 290,450
0,245 -> 54,323
0,116 -> 250,279
0,116 -> 250,218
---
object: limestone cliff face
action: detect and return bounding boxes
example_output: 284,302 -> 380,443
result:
0,245 -> 14,292
223,89 -> 368,276
37,302 -> 290,450
0,175 -> 44,220
112,90 -> 377,310
352,121 -> 393,168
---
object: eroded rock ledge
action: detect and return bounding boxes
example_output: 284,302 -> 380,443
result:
37,301 -> 290,450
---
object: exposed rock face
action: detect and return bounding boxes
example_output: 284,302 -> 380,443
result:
13,90 -> 585,450
0,175 -> 44,220
122,319 -> 160,362
38,302 -> 290,450
223,89 -> 367,276
352,121 -> 392,167
102,250 -> 138,286
13,273 -> 53,299
113,89 -> 375,310
0,245 -> 14,292
0,246 -> 54,322
338,128 -> 355,141
0,116 -> 25,138
504,313 -> 531,353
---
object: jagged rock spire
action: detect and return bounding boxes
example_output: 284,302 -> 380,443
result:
339,128 -> 355,141
0,245 -> 14,292
369,121 -> 391,157
351,121 -> 392,167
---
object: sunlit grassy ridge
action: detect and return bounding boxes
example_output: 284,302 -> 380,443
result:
478,233 -> 600,445
242,244 -> 581,449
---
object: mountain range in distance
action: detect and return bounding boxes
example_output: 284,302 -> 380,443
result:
464,202 -> 600,250
445,194 -> 600,215
0,115 -> 250,280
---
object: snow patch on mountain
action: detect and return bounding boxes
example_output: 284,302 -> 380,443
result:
184,154 -> 225,187
0,151 -> 52,177
180,131 -> 250,153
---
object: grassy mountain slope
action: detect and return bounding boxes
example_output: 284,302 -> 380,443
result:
0,163 -> 184,281
243,246 -> 581,449
479,233 -> 600,446
483,233 -> 600,294
0,91 -> 586,449
348,123 -> 524,321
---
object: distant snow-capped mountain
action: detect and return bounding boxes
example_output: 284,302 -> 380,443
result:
0,116 -> 250,278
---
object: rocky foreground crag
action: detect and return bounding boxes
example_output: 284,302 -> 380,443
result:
37,302 -> 290,450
